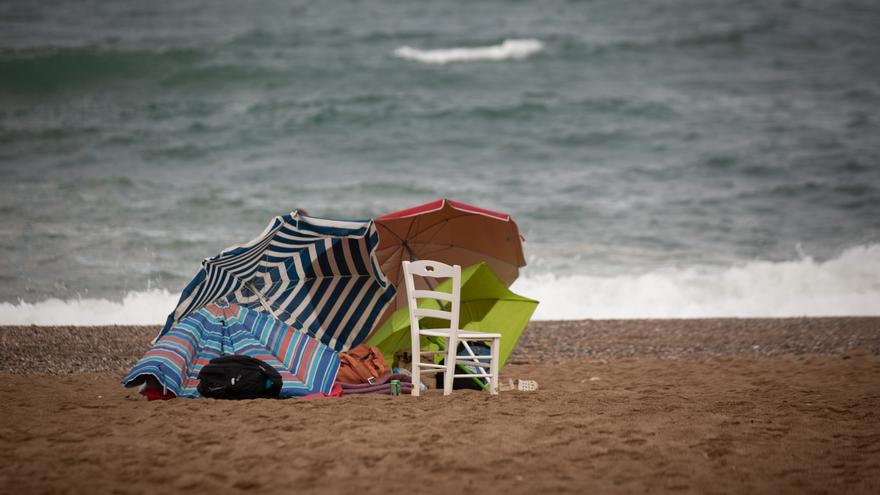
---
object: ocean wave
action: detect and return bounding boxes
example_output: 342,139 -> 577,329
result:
1,245 -> 878,325
393,39 -> 543,64
0,290 -> 178,326
512,244 -> 880,319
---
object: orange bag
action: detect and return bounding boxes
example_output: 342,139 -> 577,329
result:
336,345 -> 389,385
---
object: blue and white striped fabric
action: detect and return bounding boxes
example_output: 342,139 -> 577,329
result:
160,211 -> 396,352
124,302 -> 340,398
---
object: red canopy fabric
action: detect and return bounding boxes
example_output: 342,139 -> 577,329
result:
373,198 -> 527,326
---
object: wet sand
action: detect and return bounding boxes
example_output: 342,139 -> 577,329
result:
1,318 -> 879,494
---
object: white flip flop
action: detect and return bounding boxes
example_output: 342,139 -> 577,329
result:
515,379 -> 538,391
499,378 -> 539,392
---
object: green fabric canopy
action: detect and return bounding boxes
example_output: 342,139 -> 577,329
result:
366,262 -> 539,370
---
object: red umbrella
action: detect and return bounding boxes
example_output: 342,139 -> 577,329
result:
373,198 -> 527,324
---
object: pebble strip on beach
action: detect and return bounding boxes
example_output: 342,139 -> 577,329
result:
510,317 -> 880,363
1,318 -> 878,375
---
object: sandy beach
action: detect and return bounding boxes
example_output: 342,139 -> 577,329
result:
2,318 -> 879,494
4,1 -> 879,493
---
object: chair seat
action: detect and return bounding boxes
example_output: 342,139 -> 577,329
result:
420,328 -> 501,339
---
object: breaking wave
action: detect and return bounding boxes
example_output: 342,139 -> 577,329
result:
393,39 -> 544,64
512,244 -> 880,319
0,290 -> 178,326
0,245 -> 878,325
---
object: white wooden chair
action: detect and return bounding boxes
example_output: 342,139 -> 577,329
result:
402,260 -> 501,396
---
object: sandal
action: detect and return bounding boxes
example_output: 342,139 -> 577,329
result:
515,379 -> 538,391
499,379 -> 539,392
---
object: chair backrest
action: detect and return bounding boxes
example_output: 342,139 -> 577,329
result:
402,260 -> 461,345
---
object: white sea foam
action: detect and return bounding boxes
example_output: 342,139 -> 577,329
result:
0,289 -> 179,326
512,244 -> 880,319
393,38 -> 544,64
1,245 -> 878,325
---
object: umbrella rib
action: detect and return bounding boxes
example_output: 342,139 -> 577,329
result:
386,212 -> 459,259
404,213 -> 421,244
244,281 -> 280,319
400,217 -> 520,265
377,222 -> 407,244
415,214 -> 457,254
400,217 -> 423,262
401,211 -> 482,247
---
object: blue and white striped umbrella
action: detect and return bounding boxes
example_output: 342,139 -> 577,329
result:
160,210 -> 396,352
125,302 -> 340,398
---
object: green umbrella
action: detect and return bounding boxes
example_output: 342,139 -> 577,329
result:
367,262 -> 539,373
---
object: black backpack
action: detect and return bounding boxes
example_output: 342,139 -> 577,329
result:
197,355 -> 283,400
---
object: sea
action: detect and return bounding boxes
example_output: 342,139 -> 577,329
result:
1,0 -> 878,324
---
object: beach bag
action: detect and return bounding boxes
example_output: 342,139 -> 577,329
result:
197,355 -> 282,400
336,345 -> 389,385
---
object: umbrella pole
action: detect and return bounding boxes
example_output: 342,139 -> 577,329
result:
244,282 -> 282,319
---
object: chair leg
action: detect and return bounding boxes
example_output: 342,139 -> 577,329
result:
412,352 -> 421,397
444,338 -> 456,396
490,337 -> 500,395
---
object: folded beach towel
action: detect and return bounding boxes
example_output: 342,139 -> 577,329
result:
336,373 -> 413,395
